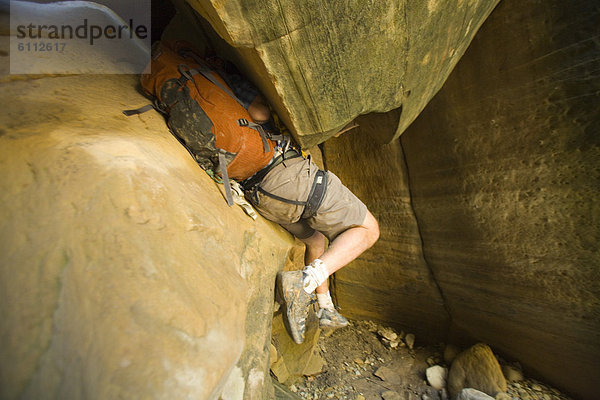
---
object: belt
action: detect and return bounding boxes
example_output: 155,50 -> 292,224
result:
252,169 -> 328,220
241,149 -> 302,191
300,169 -> 327,219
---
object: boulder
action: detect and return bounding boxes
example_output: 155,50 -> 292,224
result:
447,344 -> 506,398
426,365 -> 448,390
0,69 -> 293,399
184,0 -> 500,146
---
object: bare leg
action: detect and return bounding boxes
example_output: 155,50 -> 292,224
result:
281,211 -> 378,343
300,231 -> 329,294
319,210 -> 379,275
301,230 -> 326,266
299,210 -> 380,293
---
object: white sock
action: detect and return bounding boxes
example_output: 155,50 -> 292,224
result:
317,291 -> 335,311
302,259 -> 329,293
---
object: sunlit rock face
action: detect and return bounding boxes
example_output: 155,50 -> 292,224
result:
399,0 -> 600,398
186,0 -> 500,147
0,70 -> 293,400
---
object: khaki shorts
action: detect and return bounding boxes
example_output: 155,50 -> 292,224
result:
249,157 -> 367,241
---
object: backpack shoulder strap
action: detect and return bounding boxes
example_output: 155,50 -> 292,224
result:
177,49 -> 247,108
194,64 -> 246,109
122,104 -> 155,116
123,99 -> 168,117
218,150 -> 235,206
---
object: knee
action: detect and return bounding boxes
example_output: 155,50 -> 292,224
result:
302,230 -> 326,253
364,211 -> 380,247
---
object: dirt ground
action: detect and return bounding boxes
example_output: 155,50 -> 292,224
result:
285,320 -> 574,400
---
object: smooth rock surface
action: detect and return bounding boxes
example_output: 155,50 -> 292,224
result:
0,69 -> 293,399
185,0 -> 500,146
270,312 -> 324,384
322,125 -> 450,342
400,0 -> 600,398
447,344 -> 507,398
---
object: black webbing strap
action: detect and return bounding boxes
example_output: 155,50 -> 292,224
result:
174,63 -> 241,105
241,150 -> 302,191
301,170 -> 327,219
238,118 -> 271,153
178,64 -> 195,83
178,49 -> 245,106
256,186 -> 306,205
218,150 -> 234,207
187,63 -> 247,109
254,169 -> 328,219
122,104 -> 155,116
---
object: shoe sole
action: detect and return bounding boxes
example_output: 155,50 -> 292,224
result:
277,271 -> 305,344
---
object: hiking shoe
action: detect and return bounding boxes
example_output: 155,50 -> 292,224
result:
318,308 -> 349,329
278,270 -> 313,344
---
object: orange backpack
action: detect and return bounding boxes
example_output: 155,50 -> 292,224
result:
130,41 -> 278,195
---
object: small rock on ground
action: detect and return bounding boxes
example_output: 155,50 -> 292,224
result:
382,390 -> 403,400
426,365 -> 448,390
457,388 -> 495,400
283,320 -> 574,400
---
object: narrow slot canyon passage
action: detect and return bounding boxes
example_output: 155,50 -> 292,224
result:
0,0 -> 598,399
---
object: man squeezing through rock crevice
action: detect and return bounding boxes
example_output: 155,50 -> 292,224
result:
133,41 -> 380,344
222,61 -> 380,344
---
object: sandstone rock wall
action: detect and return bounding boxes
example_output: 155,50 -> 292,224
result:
185,0 -> 500,147
2,0 -> 599,398
399,0 -> 600,398
0,54 -> 294,399
322,120 -> 449,342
